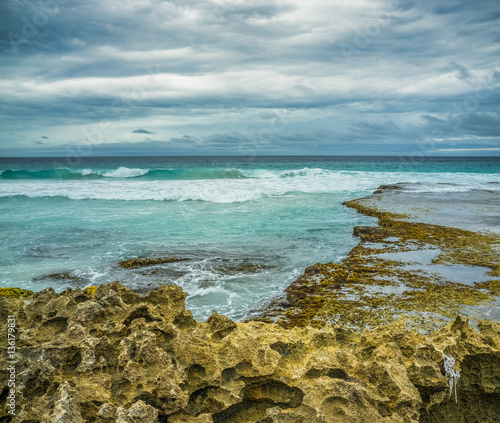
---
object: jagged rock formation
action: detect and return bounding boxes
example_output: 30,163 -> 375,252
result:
1,282 -> 499,422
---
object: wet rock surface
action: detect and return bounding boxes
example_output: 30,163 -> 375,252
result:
213,261 -> 270,275
31,272 -> 87,285
373,184 -> 405,194
0,283 -> 499,422
119,257 -> 191,269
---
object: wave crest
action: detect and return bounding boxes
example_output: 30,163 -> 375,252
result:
101,167 -> 149,178
0,166 -> 337,181
0,167 -> 248,180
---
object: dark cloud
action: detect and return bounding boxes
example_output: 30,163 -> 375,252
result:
132,129 -> 156,134
420,112 -> 500,137
421,115 -> 444,123
0,0 -> 499,155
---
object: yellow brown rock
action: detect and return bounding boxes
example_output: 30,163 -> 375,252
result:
0,283 -> 499,422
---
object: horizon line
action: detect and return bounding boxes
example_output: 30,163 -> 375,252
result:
1,154 -> 500,159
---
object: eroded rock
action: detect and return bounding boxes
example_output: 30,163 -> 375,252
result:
0,283 -> 498,422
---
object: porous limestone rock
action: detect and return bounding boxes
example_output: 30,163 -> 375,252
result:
0,282 -> 498,422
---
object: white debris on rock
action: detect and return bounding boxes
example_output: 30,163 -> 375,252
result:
443,355 -> 460,403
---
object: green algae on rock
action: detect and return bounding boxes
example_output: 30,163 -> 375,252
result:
0,287 -> 33,298
84,286 -> 99,295
475,280 -> 500,296
0,282 -> 498,422
119,257 -> 191,268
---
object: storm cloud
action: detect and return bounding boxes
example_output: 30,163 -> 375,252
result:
0,0 -> 499,156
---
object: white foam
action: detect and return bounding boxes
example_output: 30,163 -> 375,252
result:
278,167 -> 334,178
243,167 -> 334,179
0,171 -> 498,203
67,168 -> 96,176
101,167 -> 149,178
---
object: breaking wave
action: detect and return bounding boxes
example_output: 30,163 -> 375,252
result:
0,166 -> 340,181
0,167 -> 248,180
0,171 -> 498,203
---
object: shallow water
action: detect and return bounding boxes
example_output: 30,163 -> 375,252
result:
376,249 -> 492,286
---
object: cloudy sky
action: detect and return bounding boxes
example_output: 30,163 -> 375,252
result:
0,0 -> 499,156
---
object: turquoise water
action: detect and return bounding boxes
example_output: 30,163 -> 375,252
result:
0,156 -> 499,320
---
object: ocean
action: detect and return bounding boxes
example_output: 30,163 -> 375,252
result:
1,156 -> 499,321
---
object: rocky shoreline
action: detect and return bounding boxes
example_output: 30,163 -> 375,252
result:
1,185 -> 499,422
1,282 -> 499,422
255,184 -> 500,330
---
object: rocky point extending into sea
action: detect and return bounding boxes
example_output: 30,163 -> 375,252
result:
1,184 -> 499,422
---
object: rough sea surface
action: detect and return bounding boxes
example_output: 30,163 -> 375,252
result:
1,156 -> 499,320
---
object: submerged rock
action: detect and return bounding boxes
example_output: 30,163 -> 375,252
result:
119,257 -> 191,268
373,184 -> 404,194
214,261 -> 270,275
0,282 -> 499,422
32,272 -> 80,282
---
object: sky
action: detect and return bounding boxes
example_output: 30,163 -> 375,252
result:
0,0 -> 499,156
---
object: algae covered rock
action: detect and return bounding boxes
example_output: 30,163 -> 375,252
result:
0,287 -> 33,299
0,287 -> 33,323
0,282 -> 499,422
119,257 -> 190,268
